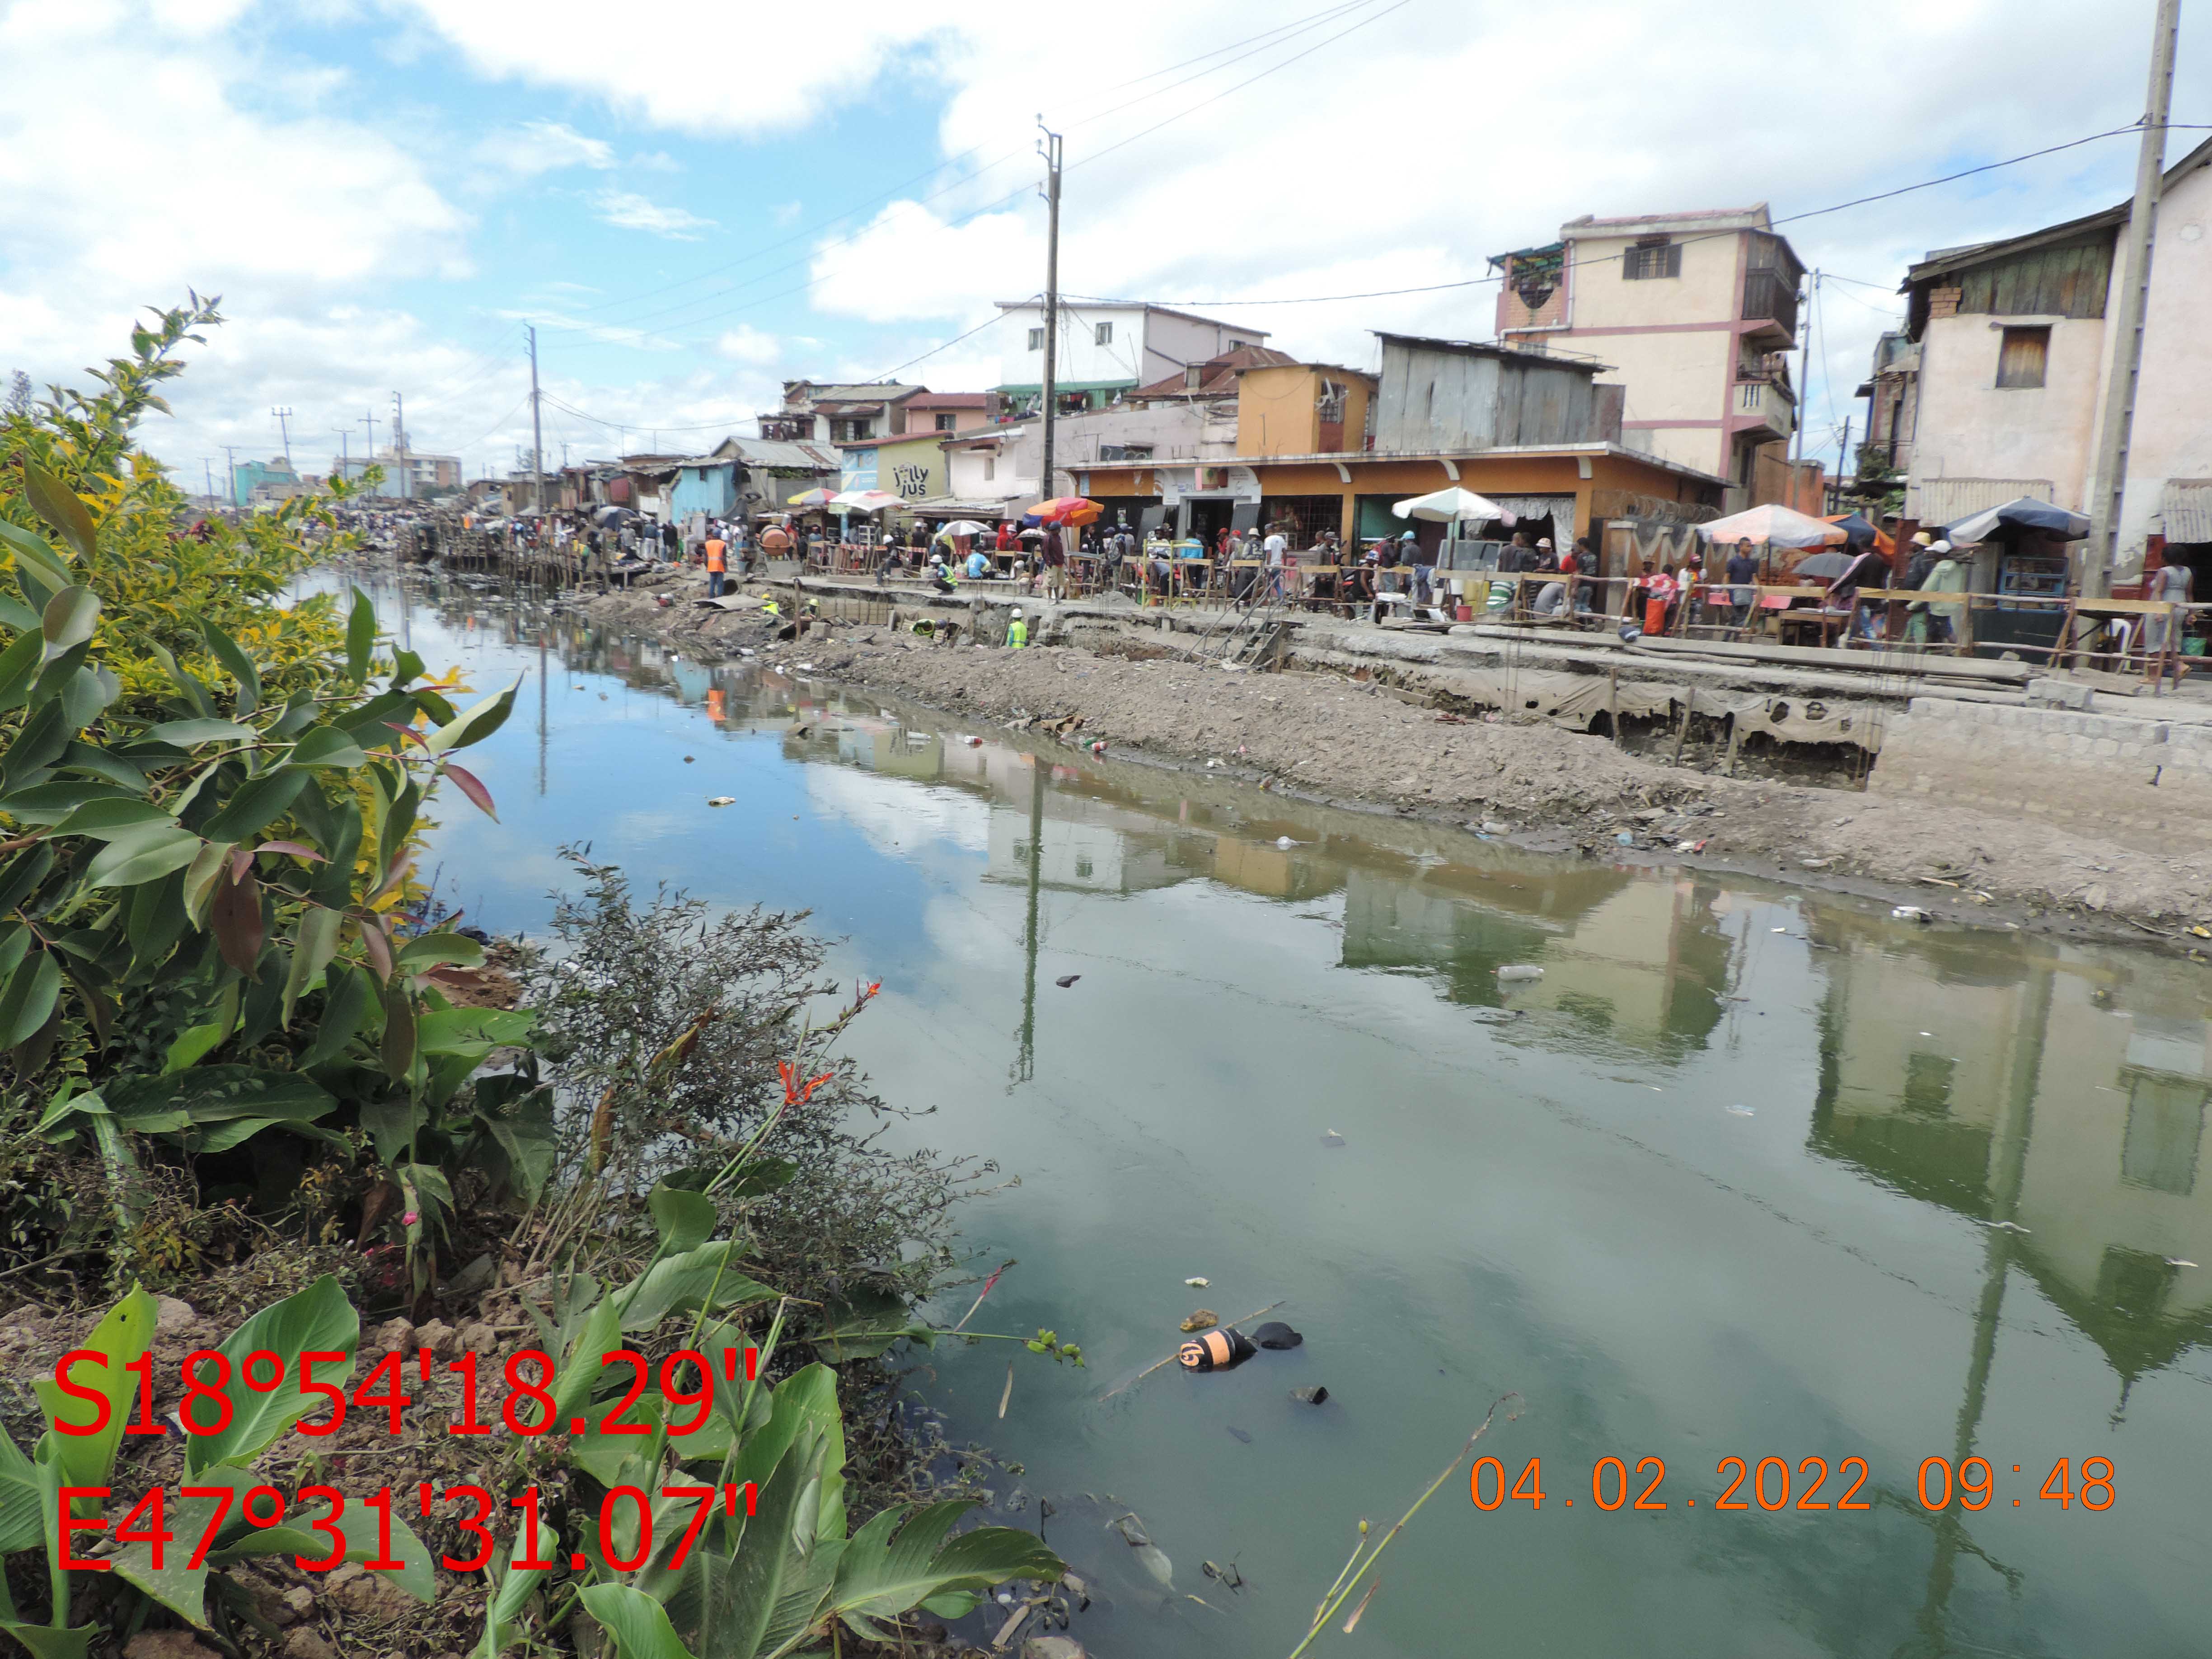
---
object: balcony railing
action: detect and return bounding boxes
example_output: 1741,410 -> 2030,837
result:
1741,269 -> 1800,337
1734,377 -> 1795,439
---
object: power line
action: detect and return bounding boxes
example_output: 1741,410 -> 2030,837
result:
557,0 -> 1402,334
1064,122 -> 2175,310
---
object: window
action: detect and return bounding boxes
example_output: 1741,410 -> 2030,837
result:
934,413 -> 957,431
1094,320 -> 1114,345
1996,325 -> 2050,389
1622,239 -> 1682,281
2122,1073 -> 2204,1194
831,418 -> 871,442
983,456 -> 995,480
1027,327 -> 1045,351
1227,338 -> 1247,351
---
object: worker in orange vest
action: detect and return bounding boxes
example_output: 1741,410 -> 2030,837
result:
704,532 -> 727,598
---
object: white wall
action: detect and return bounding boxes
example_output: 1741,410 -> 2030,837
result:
1910,311 -> 2104,513
993,304 -> 1265,390
2116,162 -> 2212,561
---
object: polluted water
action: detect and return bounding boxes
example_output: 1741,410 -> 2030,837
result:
362,568 -> 2212,1659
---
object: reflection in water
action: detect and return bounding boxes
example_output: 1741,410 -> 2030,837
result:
380,569 -> 2212,1658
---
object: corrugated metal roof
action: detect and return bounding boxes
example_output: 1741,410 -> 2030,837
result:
2162,479 -> 2212,544
1910,477 -> 2053,526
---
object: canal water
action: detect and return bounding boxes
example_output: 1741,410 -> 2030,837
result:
369,570 -> 2211,1659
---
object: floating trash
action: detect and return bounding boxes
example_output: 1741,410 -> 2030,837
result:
1178,1326 -> 1255,1373
1225,1426 -> 1251,1443
706,796 -> 736,807
1180,1309 -> 1219,1332
1184,1276 -> 1209,1288
1321,1129 -> 1347,1148
1891,905 -> 1931,923
1727,1104 -> 1755,1117
1251,1321 -> 1303,1350
1496,965 -> 1544,981
1055,974 -> 1081,988
1289,1385 -> 1330,1406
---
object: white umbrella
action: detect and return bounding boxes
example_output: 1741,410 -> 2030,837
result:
832,488 -> 903,514
932,520 -> 995,539
1392,486 -> 1508,524
1696,503 -> 1846,548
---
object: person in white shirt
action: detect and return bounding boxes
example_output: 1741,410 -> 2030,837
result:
1262,530 -> 1288,599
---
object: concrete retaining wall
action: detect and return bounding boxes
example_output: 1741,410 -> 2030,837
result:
1869,698 -> 2212,852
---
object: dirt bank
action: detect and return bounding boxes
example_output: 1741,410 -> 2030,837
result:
578,571 -> 2212,947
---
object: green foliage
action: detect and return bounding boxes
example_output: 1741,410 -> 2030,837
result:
0,1275 -> 431,1644
0,300 -> 538,1291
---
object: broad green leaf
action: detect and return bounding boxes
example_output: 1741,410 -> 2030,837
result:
731,1364 -> 848,1545
301,961 -> 372,1068
0,1431 -> 42,1554
108,1468 -> 256,1628
210,1505 -> 436,1603
415,1006 -> 532,1062
199,769 -> 307,842
180,838 -> 233,923
48,798 -> 172,839
424,675 -> 521,754
618,1242 -> 776,1335
185,1275 -> 357,1474
105,1065 -> 335,1128
145,718 -> 255,747
548,1295 -> 621,1432
0,592 -> 35,632
31,1285 -> 155,1490
286,726 -> 370,770
0,780 -> 135,824
475,1522 -> 560,1659
827,1500 -> 1063,1636
695,1428 -> 831,1659
0,950 -> 61,1049
163,1022 -> 228,1073
57,740 -> 145,792
21,462 -> 97,562
0,518 -> 72,585
3,698 -> 74,781
38,586 -> 98,658
482,1086 -> 557,1204
345,588 -> 375,683
392,930 -> 480,974
199,618 -> 260,715
282,905 -> 342,1029
84,823 -> 202,888
577,1584 -> 697,1659
0,629 -> 46,711
724,1157 -> 799,1201
651,1184 -> 718,1255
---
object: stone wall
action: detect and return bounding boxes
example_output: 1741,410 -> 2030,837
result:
1868,697 -> 2212,852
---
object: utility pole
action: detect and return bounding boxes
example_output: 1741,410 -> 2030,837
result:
203,459 -> 216,503
363,410 -> 380,483
333,428 -> 351,484
527,324 -> 546,517
219,444 -> 241,508
2085,0 -> 2183,599
392,391 -> 410,502
1037,120 -> 1064,506
270,406 -> 294,466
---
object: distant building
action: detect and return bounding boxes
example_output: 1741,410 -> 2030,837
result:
331,444 -> 461,500
231,456 -> 302,506
763,382 -> 925,445
1228,361 -> 1377,458
1894,136 -> 2212,579
1855,330 -> 1921,475
1492,206 -> 1804,509
990,300 -> 1270,415
902,392 -> 998,435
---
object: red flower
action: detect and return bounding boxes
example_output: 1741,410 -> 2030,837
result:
778,1060 -> 836,1106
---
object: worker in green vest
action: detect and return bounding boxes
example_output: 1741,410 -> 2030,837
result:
1006,607 -> 1028,649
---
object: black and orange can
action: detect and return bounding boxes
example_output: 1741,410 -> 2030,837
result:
1178,1326 -> 1256,1372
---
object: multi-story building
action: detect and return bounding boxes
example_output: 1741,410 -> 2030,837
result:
1492,206 -> 1804,508
989,300 -> 1269,415
1892,136 -> 2212,581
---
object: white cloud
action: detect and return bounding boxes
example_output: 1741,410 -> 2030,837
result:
808,200 -> 1033,323
593,190 -> 715,240
474,119 -> 615,178
393,0 -> 958,136
715,325 -> 780,367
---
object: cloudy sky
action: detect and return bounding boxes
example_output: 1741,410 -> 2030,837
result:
3,0 -> 2204,493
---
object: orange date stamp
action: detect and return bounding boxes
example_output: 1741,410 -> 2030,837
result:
1471,1455 -> 2115,1512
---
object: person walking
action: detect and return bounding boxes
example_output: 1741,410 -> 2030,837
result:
1044,523 -> 1069,602
2147,553 -> 2193,679
703,530 -> 727,598
1725,539 -> 1760,636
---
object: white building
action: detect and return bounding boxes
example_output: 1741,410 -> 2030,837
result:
1896,136 -> 2212,578
991,301 -> 1269,415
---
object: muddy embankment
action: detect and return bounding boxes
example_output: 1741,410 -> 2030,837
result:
578,569 -> 2212,947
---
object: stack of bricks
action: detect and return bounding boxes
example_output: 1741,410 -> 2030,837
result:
1869,696 -> 2212,853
